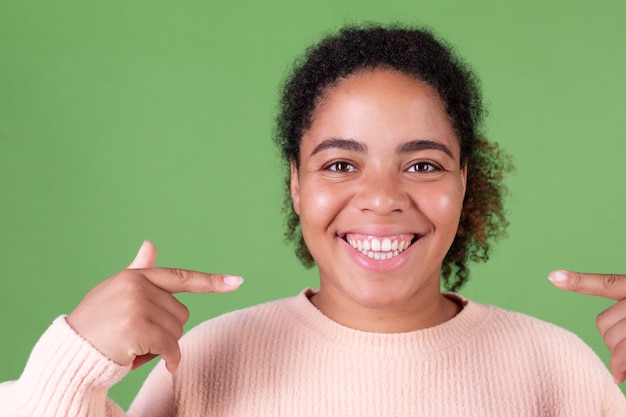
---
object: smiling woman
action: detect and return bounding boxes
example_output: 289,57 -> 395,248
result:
290,70 -> 467,331
1,23 -> 625,417
276,26 -> 510,294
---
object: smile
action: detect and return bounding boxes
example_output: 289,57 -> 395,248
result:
343,233 -> 417,260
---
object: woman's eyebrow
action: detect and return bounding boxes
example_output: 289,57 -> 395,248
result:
309,138 -> 367,157
396,139 -> 454,159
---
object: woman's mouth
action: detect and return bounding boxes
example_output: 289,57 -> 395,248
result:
342,233 -> 418,260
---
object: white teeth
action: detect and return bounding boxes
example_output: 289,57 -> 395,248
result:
345,235 -> 415,261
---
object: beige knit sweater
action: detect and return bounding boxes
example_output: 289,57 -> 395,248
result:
2,289 -> 625,416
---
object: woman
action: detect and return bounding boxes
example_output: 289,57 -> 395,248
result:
2,24 -> 625,416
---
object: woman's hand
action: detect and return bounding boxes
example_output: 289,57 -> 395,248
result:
549,270 -> 626,384
67,241 -> 243,373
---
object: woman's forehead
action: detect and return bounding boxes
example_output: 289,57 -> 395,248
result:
302,68 -> 460,156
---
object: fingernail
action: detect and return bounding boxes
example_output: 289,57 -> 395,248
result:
548,270 -> 568,283
224,275 -> 244,286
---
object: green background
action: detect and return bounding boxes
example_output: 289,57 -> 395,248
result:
1,0 -> 625,408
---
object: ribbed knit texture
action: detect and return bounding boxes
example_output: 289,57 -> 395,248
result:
0,316 -> 129,417
2,289 -> 625,416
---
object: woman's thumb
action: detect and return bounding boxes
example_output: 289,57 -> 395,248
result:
127,240 -> 158,269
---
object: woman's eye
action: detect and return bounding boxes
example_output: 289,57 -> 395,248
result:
408,162 -> 440,173
327,161 -> 356,173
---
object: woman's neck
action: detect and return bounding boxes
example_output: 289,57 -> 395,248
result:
309,287 -> 461,333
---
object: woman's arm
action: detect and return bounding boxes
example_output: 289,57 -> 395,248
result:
0,241 -> 243,416
0,316 -> 129,417
549,270 -> 626,384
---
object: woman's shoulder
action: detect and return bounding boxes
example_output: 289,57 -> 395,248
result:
453,293 -> 587,340
180,289 -> 312,345
478,299 -> 589,344
458,294 -> 608,370
452,295 -> 625,411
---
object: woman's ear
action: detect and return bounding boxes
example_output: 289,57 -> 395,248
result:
290,160 -> 301,215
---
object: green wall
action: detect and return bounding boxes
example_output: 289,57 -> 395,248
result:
1,0 -> 625,408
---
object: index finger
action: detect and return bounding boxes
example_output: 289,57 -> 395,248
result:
549,270 -> 626,301
132,268 -> 244,294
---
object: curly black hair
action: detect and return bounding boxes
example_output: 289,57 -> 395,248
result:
274,23 -> 511,292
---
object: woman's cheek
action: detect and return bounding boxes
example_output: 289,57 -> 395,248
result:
308,181 -> 347,214
299,181 -> 340,230
423,185 -> 464,228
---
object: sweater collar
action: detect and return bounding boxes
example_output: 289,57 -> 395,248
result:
280,288 -> 492,357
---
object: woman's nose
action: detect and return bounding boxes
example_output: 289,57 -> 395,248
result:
353,170 -> 410,215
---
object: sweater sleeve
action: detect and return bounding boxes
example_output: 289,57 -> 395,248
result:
0,316 -> 130,417
604,378 -> 626,416
126,360 -> 175,417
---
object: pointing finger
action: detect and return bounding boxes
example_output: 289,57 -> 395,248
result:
131,268 -> 244,295
548,270 -> 626,301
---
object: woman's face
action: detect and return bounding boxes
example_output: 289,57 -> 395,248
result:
290,68 -> 466,316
